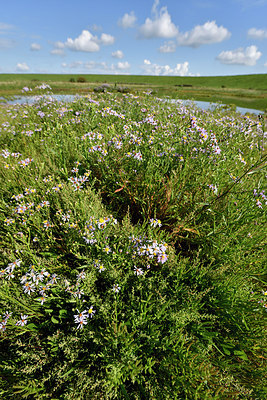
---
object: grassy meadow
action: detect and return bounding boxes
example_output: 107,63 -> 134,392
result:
0,83 -> 266,399
0,73 -> 267,112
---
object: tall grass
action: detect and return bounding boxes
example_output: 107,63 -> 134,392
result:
0,86 -> 266,399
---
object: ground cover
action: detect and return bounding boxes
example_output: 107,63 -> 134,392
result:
0,73 -> 267,112
0,84 -> 266,399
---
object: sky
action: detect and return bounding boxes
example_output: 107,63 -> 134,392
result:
0,0 -> 267,76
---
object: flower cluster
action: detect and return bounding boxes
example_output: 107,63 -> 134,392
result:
253,189 -> 266,209
74,306 -> 95,329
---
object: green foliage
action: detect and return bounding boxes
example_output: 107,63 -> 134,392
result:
0,87 -> 266,399
77,76 -> 87,83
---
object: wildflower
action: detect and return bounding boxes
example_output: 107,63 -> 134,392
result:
1,149 -> 10,158
256,199 -> 262,209
23,282 -> 35,294
22,86 -> 31,92
18,158 -> 33,167
48,274 -> 57,285
77,271 -> 86,280
112,284 -> 121,293
150,218 -> 162,228
73,289 -> 84,299
41,200 -> 50,207
98,264 -> 105,273
16,314 -> 28,327
74,309 -> 90,329
87,306 -> 96,318
43,220 -> 52,229
103,246 -> 111,254
4,218 -> 15,225
134,266 -> 144,276
52,184 -> 63,192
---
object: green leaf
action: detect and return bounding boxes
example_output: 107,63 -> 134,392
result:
51,316 -> 59,324
59,309 -> 68,318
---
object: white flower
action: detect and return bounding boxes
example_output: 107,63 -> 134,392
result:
112,284 -> 121,293
16,314 -> 28,326
134,266 -> 144,276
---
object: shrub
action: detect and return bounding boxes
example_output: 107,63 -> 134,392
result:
77,76 -> 86,83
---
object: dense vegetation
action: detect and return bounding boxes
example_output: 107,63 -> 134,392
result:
0,84 -> 266,399
1,73 -> 267,111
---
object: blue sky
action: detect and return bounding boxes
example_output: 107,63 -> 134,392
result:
1,0 -> 267,76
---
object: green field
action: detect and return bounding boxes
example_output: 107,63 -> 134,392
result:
1,73 -> 267,111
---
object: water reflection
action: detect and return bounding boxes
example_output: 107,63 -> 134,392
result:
1,94 -> 264,116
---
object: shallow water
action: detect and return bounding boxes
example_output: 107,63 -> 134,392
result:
1,94 -> 264,116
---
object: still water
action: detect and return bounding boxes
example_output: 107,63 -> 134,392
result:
1,94 -> 264,116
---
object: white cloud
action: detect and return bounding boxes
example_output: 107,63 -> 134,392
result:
54,41 -> 65,49
117,61 -> 130,70
51,41 -> 65,55
118,11 -> 137,28
159,40 -> 176,53
59,30 -> 115,53
264,61 -> 267,67
30,43 -> 41,51
0,38 -> 15,48
16,62 -> 30,72
50,48 -> 65,56
61,60 -> 131,75
248,28 -> 267,39
90,24 -> 102,32
112,50 -> 124,59
139,1 -> 178,38
217,45 -> 262,66
65,30 -> 100,52
100,33 -> 115,45
177,21 -> 230,47
142,60 -> 190,76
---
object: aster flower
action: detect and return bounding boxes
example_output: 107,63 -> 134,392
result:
134,266 -> 144,276
16,314 -> 28,326
112,284 -> 121,293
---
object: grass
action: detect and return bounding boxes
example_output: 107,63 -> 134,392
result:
0,84 -> 266,399
0,73 -> 267,111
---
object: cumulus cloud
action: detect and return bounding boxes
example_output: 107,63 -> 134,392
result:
59,30 -> 115,53
112,50 -> 124,59
16,62 -> 30,72
248,28 -> 267,39
159,40 -> 176,53
30,43 -> 41,51
139,1 -> 178,38
216,45 -> 262,66
142,59 -> 190,76
100,33 -> 115,45
117,61 -> 130,70
51,41 -> 65,56
118,11 -> 137,28
177,21 -> 230,47
65,30 -> 100,52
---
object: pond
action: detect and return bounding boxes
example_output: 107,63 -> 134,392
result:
0,94 -> 264,116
